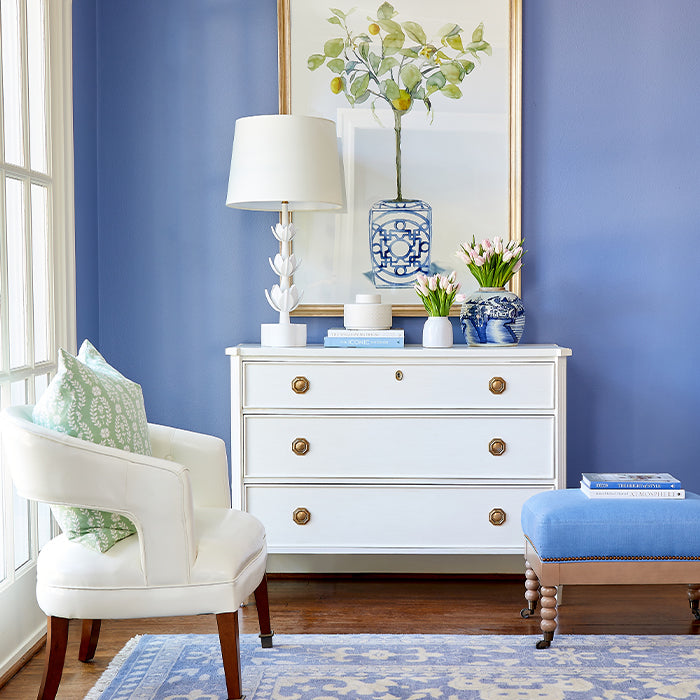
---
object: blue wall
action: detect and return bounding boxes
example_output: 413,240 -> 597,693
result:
73,0 -> 98,345
73,1 -> 700,490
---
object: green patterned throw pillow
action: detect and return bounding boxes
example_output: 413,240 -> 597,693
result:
32,340 -> 152,552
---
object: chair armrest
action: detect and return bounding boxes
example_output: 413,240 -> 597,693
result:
148,424 -> 230,508
0,411 -> 196,586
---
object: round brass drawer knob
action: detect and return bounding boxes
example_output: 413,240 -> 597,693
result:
291,437 -> 310,455
395,370 -> 404,381
488,438 -> 506,456
489,508 -> 507,526
293,507 -> 311,525
489,376 -> 506,394
292,376 -> 310,394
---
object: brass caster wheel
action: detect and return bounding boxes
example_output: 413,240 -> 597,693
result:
692,609 -> 700,621
520,608 -> 531,619
536,631 -> 554,649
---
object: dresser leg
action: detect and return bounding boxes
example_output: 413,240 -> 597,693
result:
521,560 -> 540,618
536,586 -> 558,648
689,584 -> 700,620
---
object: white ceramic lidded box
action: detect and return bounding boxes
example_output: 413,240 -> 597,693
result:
343,294 -> 392,330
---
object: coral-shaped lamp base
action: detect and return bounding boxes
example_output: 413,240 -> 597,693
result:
261,205 -> 306,347
261,322 -> 307,347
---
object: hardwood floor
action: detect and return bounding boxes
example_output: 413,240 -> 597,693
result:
1,576 -> 698,699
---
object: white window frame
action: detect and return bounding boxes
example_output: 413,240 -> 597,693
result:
0,0 -> 75,680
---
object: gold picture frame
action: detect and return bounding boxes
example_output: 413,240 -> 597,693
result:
278,0 -> 522,317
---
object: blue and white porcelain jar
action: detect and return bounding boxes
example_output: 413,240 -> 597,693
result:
460,287 -> 525,346
368,199 -> 432,288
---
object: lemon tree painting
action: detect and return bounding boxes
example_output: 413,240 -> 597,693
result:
307,2 -> 491,202
281,0 -> 519,314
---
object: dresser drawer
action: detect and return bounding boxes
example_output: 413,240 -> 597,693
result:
245,485 -> 550,553
243,362 -> 555,410
244,415 -> 554,481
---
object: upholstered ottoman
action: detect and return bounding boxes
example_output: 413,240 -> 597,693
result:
520,489 -> 700,648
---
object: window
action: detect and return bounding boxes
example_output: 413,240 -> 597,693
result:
0,0 -> 75,676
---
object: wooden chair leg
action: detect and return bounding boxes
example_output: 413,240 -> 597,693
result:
37,616 -> 69,700
78,620 -> 101,662
254,573 -> 274,648
216,611 -> 243,700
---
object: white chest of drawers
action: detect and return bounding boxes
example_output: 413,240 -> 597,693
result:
226,344 -> 571,560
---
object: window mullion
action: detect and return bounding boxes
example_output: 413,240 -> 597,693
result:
0,171 -> 9,376
0,20 -> 5,161
0,362 -> 56,384
28,500 -> 39,560
1,448 -> 16,585
18,0 -> 30,173
23,176 -> 35,373
18,0 -> 37,373
0,2 -> 7,376
2,162 -> 50,183
45,181 -> 56,366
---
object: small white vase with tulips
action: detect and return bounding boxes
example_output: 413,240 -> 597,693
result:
456,236 -> 526,346
414,272 -> 465,348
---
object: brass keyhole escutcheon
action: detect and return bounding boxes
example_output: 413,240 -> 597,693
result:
488,438 -> 506,456
489,508 -> 506,526
291,437 -> 310,456
292,376 -> 310,394
395,370 -> 403,381
293,507 -> 311,525
489,376 -> 506,394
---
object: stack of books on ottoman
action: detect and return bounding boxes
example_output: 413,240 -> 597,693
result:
580,473 -> 684,499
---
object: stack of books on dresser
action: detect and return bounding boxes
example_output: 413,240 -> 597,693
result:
580,472 -> 684,499
323,327 -> 404,348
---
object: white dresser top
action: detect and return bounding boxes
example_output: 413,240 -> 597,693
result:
226,344 -> 572,359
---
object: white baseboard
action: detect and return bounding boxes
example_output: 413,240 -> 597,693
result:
0,625 -> 45,686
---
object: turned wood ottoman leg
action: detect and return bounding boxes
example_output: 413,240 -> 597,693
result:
688,584 -> 700,621
520,560 -> 540,618
536,586 -> 558,649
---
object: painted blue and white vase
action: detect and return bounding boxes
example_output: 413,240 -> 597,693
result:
460,287 -> 525,346
369,199 -> 432,288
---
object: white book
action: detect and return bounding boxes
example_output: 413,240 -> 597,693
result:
580,482 -> 685,499
327,327 -> 404,338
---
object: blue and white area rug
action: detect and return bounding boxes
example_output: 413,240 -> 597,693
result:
85,633 -> 700,700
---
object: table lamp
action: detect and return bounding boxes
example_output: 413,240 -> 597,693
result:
226,114 -> 344,347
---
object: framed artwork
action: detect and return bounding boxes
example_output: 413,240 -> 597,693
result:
278,0 -> 521,316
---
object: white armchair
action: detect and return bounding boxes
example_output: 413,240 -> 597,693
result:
0,405 -> 272,700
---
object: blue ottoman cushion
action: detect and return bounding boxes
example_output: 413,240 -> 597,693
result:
521,489 -> 700,562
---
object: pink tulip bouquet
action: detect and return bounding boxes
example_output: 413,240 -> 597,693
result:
414,272 -> 466,317
456,236 -> 524,288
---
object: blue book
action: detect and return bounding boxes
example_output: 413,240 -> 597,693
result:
323,336 -> 404,348
581,472 -> 682,489
580,482 -> 685,499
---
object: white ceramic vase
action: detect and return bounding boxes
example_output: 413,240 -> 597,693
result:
422,316 -> 453,348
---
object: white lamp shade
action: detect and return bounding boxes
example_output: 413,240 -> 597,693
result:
226,114 -> 344,211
